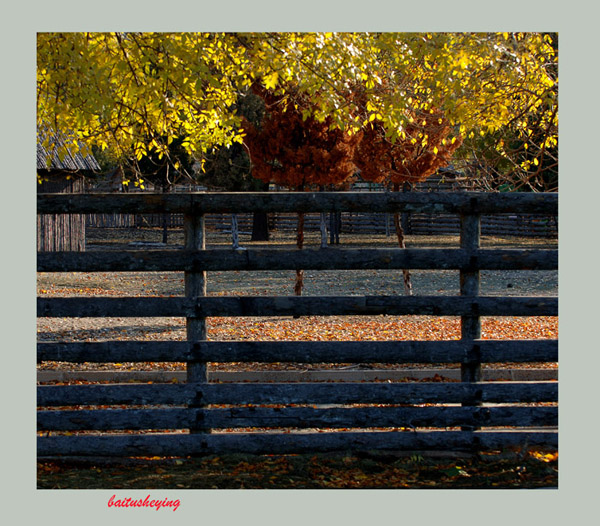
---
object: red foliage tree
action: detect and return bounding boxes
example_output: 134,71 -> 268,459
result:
243,86 -> 361,295
243,85 -> 463,296
354,109 -> 463,186
243,86 -> 359,190
353,107 -> 463,294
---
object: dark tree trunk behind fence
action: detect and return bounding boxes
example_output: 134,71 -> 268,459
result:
295,212 -> 305,297
329,211 -> 341,244
251,211 -> 270,241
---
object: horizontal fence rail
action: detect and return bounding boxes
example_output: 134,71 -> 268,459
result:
38,248 -> 558,272
39,406 -> 557,431
37,191 -> 558,458
37,340 -> 558,364
37,295 -> 558,318
37,381 -> 559,407
38,191 -> 558,215
38,431 -> 558,458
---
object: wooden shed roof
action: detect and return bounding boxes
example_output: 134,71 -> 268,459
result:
37,131 -> 100,172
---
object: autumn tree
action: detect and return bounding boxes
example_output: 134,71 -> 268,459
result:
38,32 -> 557,188
196,89 -> 272,242
451,32 -> 558,192
351,99 -> 463,293
133,136 -> 195,243
242,85 -> 361,294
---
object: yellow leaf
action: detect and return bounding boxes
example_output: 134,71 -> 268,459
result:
263,71 -> 279,90
530,451 -> 558,463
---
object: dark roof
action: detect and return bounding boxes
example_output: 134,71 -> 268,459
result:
37,130 -> 100,172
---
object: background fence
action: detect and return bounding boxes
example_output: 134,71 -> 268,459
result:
37,191 -> 558,458
86,210 -> 558,238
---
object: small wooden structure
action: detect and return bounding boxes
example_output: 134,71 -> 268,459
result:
37,133 -> 100,251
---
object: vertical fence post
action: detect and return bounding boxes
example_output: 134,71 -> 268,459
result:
231,214 -> 240,249
460,209 -> 482,431
320,212 -> 328,248
184,212 -> 209,434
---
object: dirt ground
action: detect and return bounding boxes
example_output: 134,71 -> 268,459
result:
37,228 -> 558,372
37,228 -> 558,371
43,227 -> 558,298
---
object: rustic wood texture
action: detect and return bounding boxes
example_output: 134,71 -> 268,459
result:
37,175 -> 86,252
37,381 -> 559,407
459,213 -> 482,431
184,213 -> 207,384
37,430 -> 558,457
37,247 -> 559,272
37,295 -> 559,318
37,340 -> 558,364
460,213 -> 482,387
183,213 -> 208,434
38,191 -> 558,215
37,191 -> 558,456
38,405 -> 557,431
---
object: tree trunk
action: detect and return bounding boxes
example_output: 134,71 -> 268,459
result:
329,211 -> 341,244
295,212 -> 305,296
251,211 -> 270,241
251,180 -> 270,241
401,181 -> 413,235
319,186 -> 328,248
161,183 -> 169,244
393,182 -> 413,295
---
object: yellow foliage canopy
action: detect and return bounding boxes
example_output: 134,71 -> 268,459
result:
37,32 -> 557,182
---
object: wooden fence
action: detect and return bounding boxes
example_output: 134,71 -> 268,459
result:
37,191 -> 558,458
86,209 -> 558,238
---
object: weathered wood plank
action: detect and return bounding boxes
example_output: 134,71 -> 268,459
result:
37,295 -> 559,318
460,213 -> 482,388
37,339 -> 559,364
183,212 -> 208,434
37,191 -> 558,215
37,381 -> 559,407
37,429 -> 558,457
38,405 -> 558,431
37,248 -> 559,272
